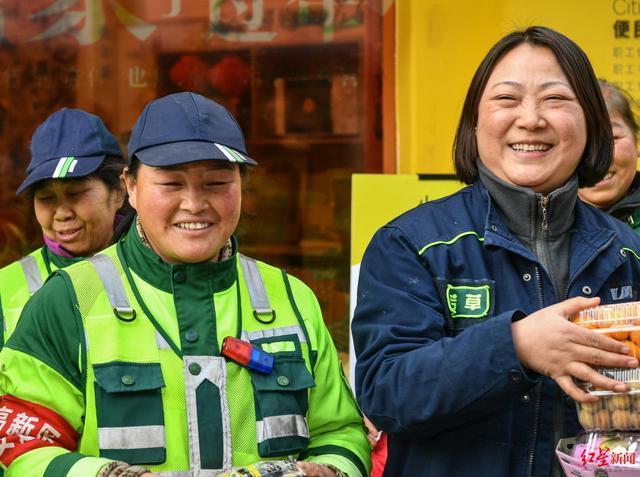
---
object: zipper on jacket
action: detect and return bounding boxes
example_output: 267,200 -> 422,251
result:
527,381 -> 543,477
534,196 -> 550,272
527,265 -> 544,477
551,388 -> 565,477
539,196 -> 549,231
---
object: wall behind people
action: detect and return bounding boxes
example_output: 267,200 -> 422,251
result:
397,0 -> 634,174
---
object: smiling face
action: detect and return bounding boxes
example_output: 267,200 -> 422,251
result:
578,111 -> 639,209
124,160 -> 242,264
476,43 -> 587,194
34,177 -> 124,256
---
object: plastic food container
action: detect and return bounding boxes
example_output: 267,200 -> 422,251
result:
572,302 -> 640,359
572,302 -> 640,431
575,382 -> 640,431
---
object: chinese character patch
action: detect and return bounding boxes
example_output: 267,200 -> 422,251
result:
446,284 -> 491,318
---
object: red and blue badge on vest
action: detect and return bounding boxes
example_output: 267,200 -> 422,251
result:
222,336 -> 274,374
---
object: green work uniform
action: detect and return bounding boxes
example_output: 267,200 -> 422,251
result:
0,246 -> 81,346
0,227 -> 370,477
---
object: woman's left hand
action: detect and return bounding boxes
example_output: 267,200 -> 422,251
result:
296,461 -> 338,476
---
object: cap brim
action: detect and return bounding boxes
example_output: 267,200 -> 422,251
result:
16,154 -> 105,195
134,141 -> 258,167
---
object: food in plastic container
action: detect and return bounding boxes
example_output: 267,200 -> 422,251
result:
574,369 -> 640,431
572,302 -> 640,431
572,302 -> 640,360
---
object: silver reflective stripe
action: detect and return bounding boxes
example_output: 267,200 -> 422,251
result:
87,254 -> 133,314
255,414 -> 309,443
98,425 -> 165,449
184,356 -> 232,471
238,255 -> 272,314
241,325 -> 307,345
19,256 -> 43,295
155,331 -> 171,350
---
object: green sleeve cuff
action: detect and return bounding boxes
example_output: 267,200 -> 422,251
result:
300,445 -> 369,477
44,452 -> 112,477
67,456 -> 113,477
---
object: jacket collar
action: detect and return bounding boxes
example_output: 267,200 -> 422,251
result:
118,222 -> 238,293
477,161 -> 577,242
42,245 -> 84,270
474,179 -> 622,284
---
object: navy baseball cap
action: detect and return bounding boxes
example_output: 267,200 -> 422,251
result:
17,108 -> 123,194
128,92 -> 257,167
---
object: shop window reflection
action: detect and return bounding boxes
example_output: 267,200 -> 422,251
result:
0,0 -> 383,352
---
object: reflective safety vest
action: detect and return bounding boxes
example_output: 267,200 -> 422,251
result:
0,248 -> 51,346
64,247 -> 326,475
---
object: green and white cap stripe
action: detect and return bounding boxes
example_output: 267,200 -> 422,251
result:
52,156 -> 78,178
215,143 -> 247,163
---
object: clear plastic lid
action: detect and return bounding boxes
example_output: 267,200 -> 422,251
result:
572,302 -> 640,359
573,302 -> 640,330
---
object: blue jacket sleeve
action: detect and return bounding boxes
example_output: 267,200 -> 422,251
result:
352,225 -> 537,438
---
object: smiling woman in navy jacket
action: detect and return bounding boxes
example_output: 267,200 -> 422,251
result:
352,26 -> 640,477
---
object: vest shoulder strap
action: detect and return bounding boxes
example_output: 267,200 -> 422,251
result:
239,254 -> 275,324
19,255 -> 44,296
87,254 -> 136,321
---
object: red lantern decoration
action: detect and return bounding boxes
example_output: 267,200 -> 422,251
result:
169,55 -> 210,93
208,55 -> 251,98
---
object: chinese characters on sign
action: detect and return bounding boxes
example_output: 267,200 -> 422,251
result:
28,0 -> 156,45
612,1 -> 640,93
0,0 -> 365,45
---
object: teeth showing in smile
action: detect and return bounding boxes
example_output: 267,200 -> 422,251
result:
603,172 -> 614,180
510,143 -> 551,152
176,222 -> 211,230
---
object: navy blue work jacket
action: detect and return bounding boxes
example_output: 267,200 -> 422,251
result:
352,180 -> 640,477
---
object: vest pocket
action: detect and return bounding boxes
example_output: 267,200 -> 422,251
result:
93,362 -> 167,464
250,356 -> 316,457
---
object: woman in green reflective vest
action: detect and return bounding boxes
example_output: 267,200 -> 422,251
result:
0,108 -> 129,346
0,93 -> 370,477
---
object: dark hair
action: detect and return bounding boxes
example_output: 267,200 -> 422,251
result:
599,79 -> 639,140
453,26 -> 613,188
90,155 -> 134,241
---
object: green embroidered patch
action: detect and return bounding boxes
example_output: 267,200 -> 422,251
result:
446,284 -> 490,318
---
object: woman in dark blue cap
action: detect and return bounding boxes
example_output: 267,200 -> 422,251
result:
0,108 -> 130,346
0,93 -> 369,477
